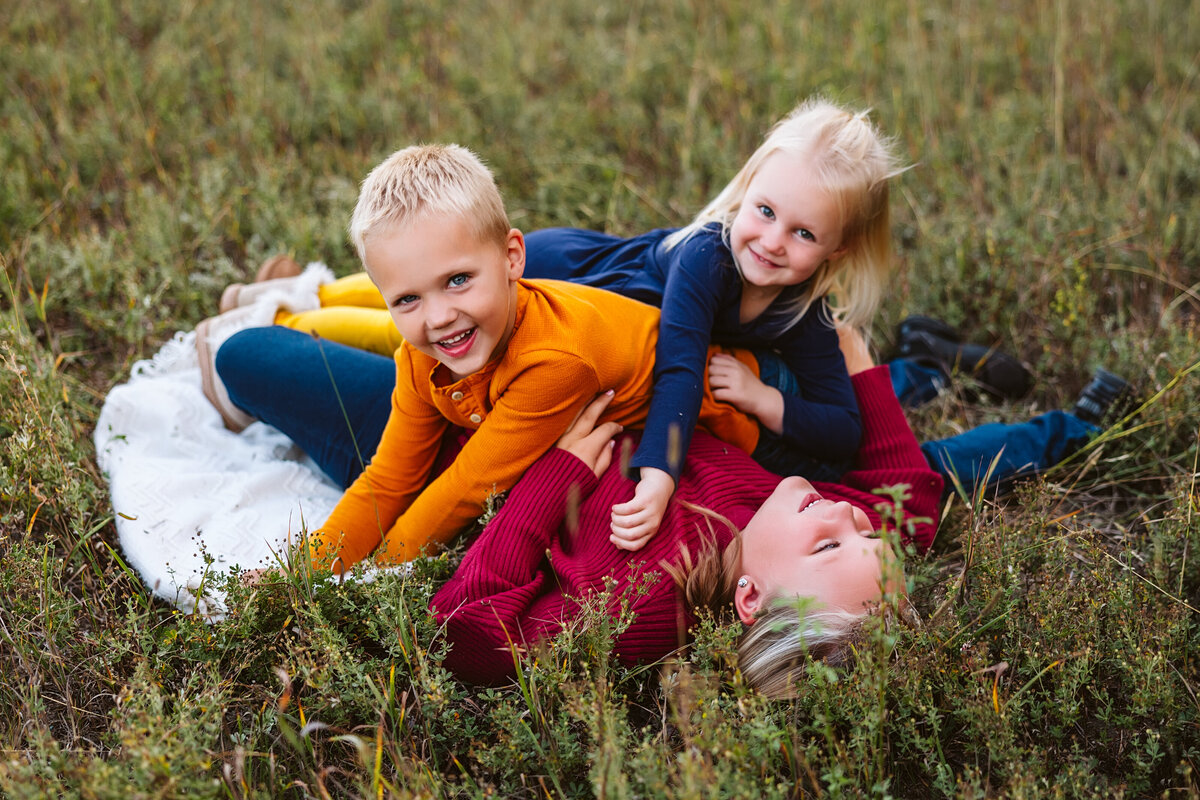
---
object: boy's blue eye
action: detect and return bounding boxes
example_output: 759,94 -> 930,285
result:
395,295 -> 418,307
448,273 -> 470,288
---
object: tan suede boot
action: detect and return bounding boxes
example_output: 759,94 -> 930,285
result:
219,255 -> 304,313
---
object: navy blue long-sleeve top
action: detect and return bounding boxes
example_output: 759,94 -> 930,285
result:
524,225 -> 861,480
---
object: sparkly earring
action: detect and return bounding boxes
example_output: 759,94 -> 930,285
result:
737,578 -> 748,588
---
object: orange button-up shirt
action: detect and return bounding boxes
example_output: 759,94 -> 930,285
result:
310,279 -> 760,569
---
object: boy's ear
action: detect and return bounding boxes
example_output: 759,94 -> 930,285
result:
505,228 -> 525,281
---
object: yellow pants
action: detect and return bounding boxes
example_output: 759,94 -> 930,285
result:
274,272 -> 403,356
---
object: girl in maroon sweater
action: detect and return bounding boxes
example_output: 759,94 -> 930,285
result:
431,333 -> 943,695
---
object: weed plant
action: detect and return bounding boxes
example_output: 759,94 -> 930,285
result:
2,0 -> 1199,796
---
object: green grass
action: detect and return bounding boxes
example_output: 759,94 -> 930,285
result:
3,0 -> 1199,796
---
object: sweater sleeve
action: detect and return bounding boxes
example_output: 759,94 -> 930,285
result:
376,351 -> 603,563
431,448 -> 598,684
309,352 -> 447,570
629,234 -> 725,481
772,301 -> 862,461
840,365 -> 942,553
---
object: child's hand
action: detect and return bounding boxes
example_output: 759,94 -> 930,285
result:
708,353 -> 785,433
610,467 -> 674,551
240,568 -> 271,585
556,390 -> 624,478
836,324 -> 875,375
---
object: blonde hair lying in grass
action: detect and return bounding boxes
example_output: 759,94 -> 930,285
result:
668,500 -> 916,700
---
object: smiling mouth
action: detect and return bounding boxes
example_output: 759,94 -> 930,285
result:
434,328 -> 476,355
749,247 -> 781,269
797,493 -> 823,514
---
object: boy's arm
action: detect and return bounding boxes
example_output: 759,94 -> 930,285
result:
309,352 -> 447,570
374,353 -> 603,563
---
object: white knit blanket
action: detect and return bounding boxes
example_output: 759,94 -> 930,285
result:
94,264 -> 345,617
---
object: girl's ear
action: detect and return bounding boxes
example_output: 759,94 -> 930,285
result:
734,577 -> 762,625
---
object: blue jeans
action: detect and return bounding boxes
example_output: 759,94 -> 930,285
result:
920,411 -> 1095,496
216,327 -> 394,488
889,358 -> 949,408
889,356 -> 1098,495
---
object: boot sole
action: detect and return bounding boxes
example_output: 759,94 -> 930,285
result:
196,319 -> 254,432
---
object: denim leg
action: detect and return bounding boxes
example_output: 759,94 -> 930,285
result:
216,326 -> 395,488
920,410 -> 1097,496
750,350 -> 852,481
889,357 -> 948,409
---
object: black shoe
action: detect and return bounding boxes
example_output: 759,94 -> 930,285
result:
1072,369 -> 1132,426
897,329 -> 1032,401
897,315 -> 962,344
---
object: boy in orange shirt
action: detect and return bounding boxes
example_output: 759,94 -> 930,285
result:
209,144 -> 760,572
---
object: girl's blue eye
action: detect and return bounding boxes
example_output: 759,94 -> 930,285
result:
795,228 -> 816,242
757,204 -> 775,220
448,273 -> 470,288
395,295 -> 418,307
816,540 -> 840,553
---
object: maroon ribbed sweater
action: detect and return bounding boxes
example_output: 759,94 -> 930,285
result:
430,366 -> 942,684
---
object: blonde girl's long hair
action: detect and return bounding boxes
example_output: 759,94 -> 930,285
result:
664,97 -> 907,331
660,500 -> 742,614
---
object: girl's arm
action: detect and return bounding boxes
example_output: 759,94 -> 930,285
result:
628,233 -> 726,480
619,232 -> 727,548
708,353 -> 785,430
764,300 -> 863,461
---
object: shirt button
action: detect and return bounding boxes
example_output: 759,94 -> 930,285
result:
451,391 -> 464,401
469,413 -> 482,424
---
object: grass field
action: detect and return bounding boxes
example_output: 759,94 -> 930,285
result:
2,0 -> 1199,796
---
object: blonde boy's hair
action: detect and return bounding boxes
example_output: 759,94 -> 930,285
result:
349,144 -> 511,263
665,97 -> 906,331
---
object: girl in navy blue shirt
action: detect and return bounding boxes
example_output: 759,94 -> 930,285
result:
522,97 -> 905,551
